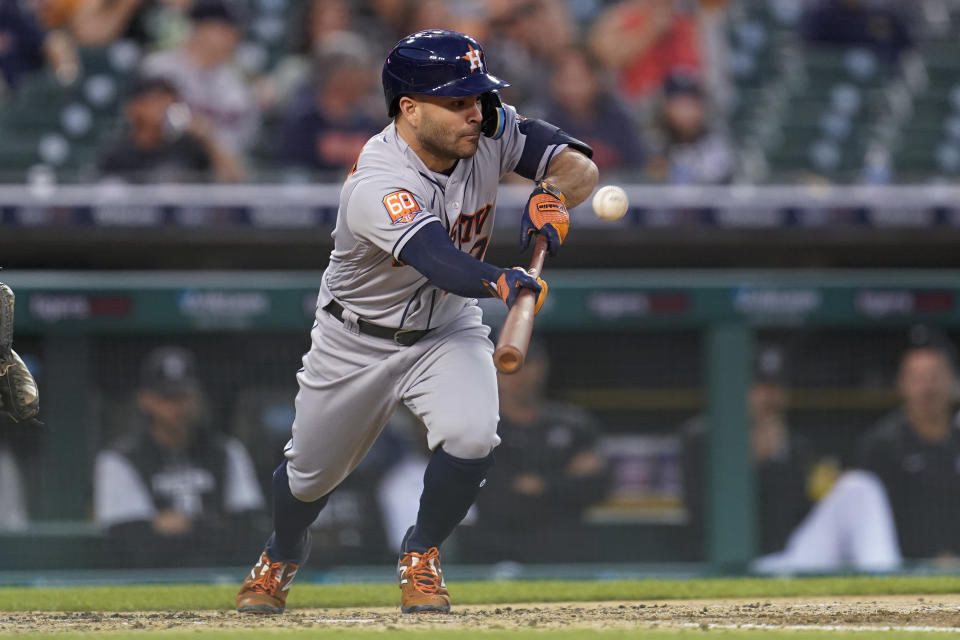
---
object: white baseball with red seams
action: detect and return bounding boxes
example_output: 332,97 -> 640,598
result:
592,185 -> 629,221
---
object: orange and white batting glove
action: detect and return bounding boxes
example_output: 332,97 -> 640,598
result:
484,267 -> 548,313
520,180 -> 569,257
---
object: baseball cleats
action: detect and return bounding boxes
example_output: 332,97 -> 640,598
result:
397,527 -> 450,613
236,533 -> 311,614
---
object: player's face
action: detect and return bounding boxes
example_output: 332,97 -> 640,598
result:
139,389 -> 202,433
898,349 -> 956,416
194,22 -> 240,66
127,91 -> 176,143
413,94 -> 483,163
664,95 -> 705,142
748,382 -> 787,422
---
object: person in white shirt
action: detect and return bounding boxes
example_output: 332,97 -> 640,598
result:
140,0 -> 259,154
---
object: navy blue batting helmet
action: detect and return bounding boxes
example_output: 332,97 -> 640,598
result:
382,30 -> 509,118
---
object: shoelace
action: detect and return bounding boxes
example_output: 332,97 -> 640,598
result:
406,547 -> 443,595
249,556 -> 292,595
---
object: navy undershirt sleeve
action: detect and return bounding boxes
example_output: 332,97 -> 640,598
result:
515,118 -> 594,180
399,220 -> 503,298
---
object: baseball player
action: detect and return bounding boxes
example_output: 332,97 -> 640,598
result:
236,29 -> 598,615
0,283 -> 40,426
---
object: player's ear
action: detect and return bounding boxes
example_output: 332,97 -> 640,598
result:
398,96 -> 419,126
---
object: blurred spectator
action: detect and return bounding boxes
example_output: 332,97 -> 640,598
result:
802,0 -> 913,63
695,0 -> 733,115
588,0 -> 700,104
753,468 -> 901,573
280,48 -> 381,174
683,344 -> 817,556
854,330 -> 960,561
67,0 -> 190,48
754,329 -> 960,573
0,0 -> 45,94
141,0 -> 259,154
30,0 -> 81,31
358,0 -> 418,47
404,0 -> 487,37
541,47 -> 644,177
257,0 -> 355,113
93,346 -> 265,567
302,0 -> 352,45
0,0 -> 78,94
467,340 -> 611,562
377,408 -> 477,554
408,0 -> 449,33
98,75 -> 245,182
485,0 -> 575,111
646,70 -> 734,184
0,443 -> 26,531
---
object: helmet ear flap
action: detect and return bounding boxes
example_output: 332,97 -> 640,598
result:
479,91 -> 505,139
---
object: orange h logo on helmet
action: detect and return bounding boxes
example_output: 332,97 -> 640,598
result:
461,45 -> 483,73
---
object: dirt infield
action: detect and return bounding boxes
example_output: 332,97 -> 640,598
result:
3,594 -> 960,634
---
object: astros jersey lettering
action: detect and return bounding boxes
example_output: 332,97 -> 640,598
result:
318,103 -> 567,328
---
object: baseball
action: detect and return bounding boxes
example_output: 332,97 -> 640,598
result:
591,185 -> 629,221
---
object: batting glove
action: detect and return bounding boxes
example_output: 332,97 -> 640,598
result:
484,267 -> 548,313
520,180 -> 569,257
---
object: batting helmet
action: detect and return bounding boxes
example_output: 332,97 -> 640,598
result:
382,30 -> 509,118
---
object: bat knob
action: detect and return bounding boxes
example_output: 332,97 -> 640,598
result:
494,346 -> 524,374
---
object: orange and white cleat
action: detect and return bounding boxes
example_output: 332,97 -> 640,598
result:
397,528 -> 450,613
236,534 -> 310,614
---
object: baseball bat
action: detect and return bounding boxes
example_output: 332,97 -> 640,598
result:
494,234 -> 549,374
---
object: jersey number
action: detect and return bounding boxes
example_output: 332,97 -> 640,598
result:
383,190 -> 421,225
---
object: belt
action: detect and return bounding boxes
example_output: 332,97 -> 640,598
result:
323,301 -> 431,346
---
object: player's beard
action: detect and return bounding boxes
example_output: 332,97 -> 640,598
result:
417,112 -> 480,163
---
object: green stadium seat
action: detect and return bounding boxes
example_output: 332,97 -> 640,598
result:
0,134 -> 43,182
78,47 -> 114,76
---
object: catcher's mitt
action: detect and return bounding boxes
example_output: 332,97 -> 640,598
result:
0,283 -> 39,422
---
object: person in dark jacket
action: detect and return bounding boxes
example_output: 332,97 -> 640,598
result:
540,47 -> 645,177
93,346 -> 265,567
470,340 -> 611,561
98,75 -> 244,183
753,330 -> 959,573
802,0 -> 913,63
854,332 -> 960,560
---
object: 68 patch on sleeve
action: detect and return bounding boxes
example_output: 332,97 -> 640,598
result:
382,190 -> 422,224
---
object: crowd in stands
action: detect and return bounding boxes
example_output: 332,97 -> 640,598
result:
0,0 -> 939,185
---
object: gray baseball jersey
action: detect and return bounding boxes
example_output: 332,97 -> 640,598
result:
318,103 -> 567,328
286,104 -> 567,502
